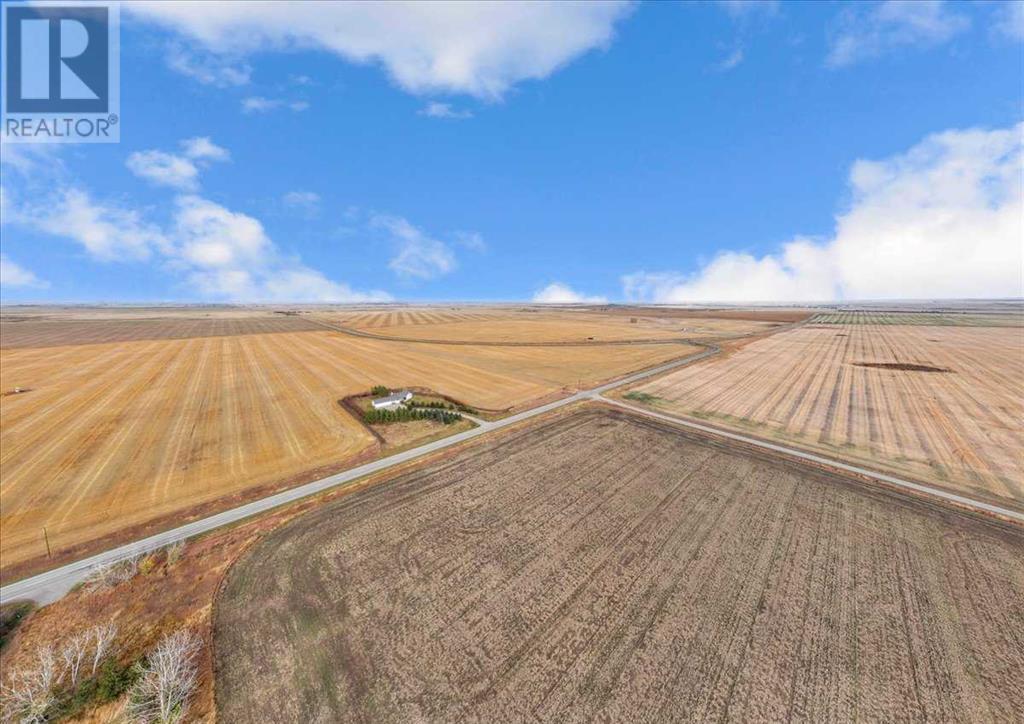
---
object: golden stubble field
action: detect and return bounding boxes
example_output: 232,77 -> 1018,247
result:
630,322 -> 1024,503
0,314 -> 698,569
323,307 -> 790,343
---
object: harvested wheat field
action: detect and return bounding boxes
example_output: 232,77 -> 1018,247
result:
215,409 -> 1024,723
0,314 -> 323,348
323,306 -> 787,343
629,323 -> 1024,503
0,328 -> 692,568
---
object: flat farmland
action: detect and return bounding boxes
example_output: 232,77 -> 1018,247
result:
628,323 -> 1024,503
215,409 -> 1024,723
324,307 -> 786,343
0,315 -> 324,348
0,329 -> 692,568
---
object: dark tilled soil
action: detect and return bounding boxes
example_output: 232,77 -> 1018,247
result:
853,361 -> 951,373
215,409 -> 1024,723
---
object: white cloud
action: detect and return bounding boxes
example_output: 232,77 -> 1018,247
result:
174,195 -> 272,269
718,1 -> 779,20
127,1 -> 634,100
373,214 -> 457,280
166,42 -> 251,86
282,190 -> 321,216
241,96 -> 309,113
533,282 -> 607,304
454,231 -> 486,252
127,139 -> 229,190
827,0 -> 970,68
171,195 -> 389,302
181,136 -> 230,162
712,48 -> 744,72
241,96 -> 280,113
126,150 -> 200,190
622,123 -> 1023,303
419,102 -> 473,119
993,0 -> 1024,40
3,140 -> 388,302
0,254 -> 48,289
11,188 -> 166,262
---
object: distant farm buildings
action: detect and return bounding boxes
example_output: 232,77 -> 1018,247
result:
371,390 -> 413,409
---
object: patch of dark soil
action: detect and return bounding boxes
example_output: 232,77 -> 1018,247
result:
853,362 -> 952,373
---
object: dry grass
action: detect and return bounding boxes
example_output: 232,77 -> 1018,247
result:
629,324 -> 1024,502
0,328 -> 692,568
214,409 -> 1024,722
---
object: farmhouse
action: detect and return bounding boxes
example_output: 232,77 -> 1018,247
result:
371,390 -> 412,409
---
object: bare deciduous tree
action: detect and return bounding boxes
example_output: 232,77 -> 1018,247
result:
59,632 -> 90,686
90,622 -> 119,676
126,629 -> 201,724
164,541 -> 186,565
0,646 -> 58,723
84,554 -> 141,591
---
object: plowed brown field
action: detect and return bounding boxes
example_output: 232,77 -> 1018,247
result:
630,324 -> 1024,502
0,330 -> 692,568
215,409 -> 1024,723
325,307 -> 784,343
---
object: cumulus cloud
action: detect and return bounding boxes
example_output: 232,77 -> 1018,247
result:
127,138 -> 229,191
373,214 -> 457,280
718,0 -> 779,20
126,150 -> 200,191
992,0 -> 1024,40
282,190 -> 321,217
712,48 -> 744,72
3,139 -> 389,303
418,102 -> 473,119
127,1 -> 634,100
171,195 -> 389,302
241,96 -> 308,113
622,123 -> 1023,303
10,188 -> 166,261
827,0 -> 970,68
181,136 -> 230,162
0,254 -> 48,289
166,42 -> 251,86
533,282 -> 607,304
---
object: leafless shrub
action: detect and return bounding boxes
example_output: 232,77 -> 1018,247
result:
0,646 -> 58,723
84,554 -> 141,592
90,623 -> 119,676
164,541 -> 186,566
126,629 -> 201,723
59,632 -> 90,686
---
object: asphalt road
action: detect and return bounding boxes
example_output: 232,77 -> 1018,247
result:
3,342 -> 1020,606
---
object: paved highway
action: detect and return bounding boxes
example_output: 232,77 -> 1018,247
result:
3,342 -> 1020,606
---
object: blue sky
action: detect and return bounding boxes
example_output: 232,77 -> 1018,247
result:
1,0 -> 1021,304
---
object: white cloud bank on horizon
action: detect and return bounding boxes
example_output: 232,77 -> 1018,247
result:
126,1 -> 634,100
533,282 -> 607,304
0,254 -> 48,289
623,122 -> 1023,303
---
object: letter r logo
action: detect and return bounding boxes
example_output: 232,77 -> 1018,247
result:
5,5 -> 109,112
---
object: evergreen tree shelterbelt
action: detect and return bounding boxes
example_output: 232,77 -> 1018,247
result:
364,407 -> 462,426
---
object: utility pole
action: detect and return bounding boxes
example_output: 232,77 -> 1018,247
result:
43,527 -> 52,558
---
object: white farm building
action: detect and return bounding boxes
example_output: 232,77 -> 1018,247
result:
371,390 -> 413,409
